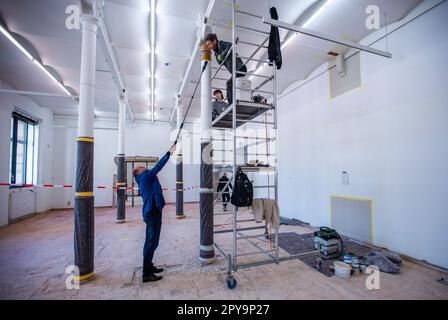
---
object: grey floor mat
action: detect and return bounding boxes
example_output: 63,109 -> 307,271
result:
279,217 -> 311,227
276,232 -> 372,277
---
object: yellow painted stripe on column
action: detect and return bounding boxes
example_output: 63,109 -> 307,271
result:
73,272 -> 95,282
116,183 -> 127,186
176,181 -> 184,184
76,192 -> 94,197
77,137 -> 95,142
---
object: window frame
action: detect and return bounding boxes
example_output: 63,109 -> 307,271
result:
10,111 -> 38,188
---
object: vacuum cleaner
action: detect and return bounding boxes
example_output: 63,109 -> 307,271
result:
313,227 -> 344,259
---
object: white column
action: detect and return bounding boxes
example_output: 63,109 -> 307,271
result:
116,93 -> 127,223
77,15 -> 98,138
200,63 -> 212,141
73,12 -> 99,284
118,96 -> 126,155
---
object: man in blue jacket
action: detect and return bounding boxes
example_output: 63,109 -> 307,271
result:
133,144 -> 176,282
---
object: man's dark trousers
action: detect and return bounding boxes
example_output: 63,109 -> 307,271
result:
226,65 -> 247,106
143,206 -> 162,276
222,193 -> 230,209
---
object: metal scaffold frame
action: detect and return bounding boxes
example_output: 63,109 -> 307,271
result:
209,0 -> 393,289
211,0 -> 281,288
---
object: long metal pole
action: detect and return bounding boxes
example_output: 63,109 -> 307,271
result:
116,94 -> 126,223
273,65 -> 279,264
231,0 -> 238,271
199,41 -> 215,264
262,17 -> 392,59
176,103 -> 186,219
73,12 -> 99,284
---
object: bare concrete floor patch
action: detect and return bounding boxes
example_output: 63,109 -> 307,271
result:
0,203 -> 447,300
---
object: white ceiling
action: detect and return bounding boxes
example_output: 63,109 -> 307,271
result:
0,0 -> 423,122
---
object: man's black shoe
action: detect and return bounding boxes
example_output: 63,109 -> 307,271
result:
152,266 -> 164,273
142,274 -> 163,283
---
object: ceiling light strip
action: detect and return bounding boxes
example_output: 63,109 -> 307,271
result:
150,0 -> 156,122
0,24 -> 72,96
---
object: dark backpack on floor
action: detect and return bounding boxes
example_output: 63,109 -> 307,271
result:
231,172 -> 253,207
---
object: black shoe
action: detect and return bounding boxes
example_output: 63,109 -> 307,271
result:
152,266 -> 164,273
142,274 -> 163,283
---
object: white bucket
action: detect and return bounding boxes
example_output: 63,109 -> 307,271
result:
236,78 -> 251,101
334,261 -> 352,279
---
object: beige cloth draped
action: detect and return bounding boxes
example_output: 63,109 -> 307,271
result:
251,198 -> 280,230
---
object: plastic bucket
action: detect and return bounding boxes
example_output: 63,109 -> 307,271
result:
236,78 -> 251,101
334,261 -> 352,279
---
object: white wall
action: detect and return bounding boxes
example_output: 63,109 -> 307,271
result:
277,2 -> 448,267
52,117 -> 201,209
0,81 -> 54,226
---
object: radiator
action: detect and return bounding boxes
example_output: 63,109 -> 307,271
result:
9,188 -> 36,221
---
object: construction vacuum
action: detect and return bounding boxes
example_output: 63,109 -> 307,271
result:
313,227 -> 344,259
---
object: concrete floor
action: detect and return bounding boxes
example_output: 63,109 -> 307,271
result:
0,203 -> 447,300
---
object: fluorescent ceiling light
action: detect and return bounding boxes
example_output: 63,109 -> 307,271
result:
150,0 -> 156,122
57,82 -> 72,96
281,33 -> 299,51
250,0 -> 334,79
302,0 -> 334,28
0,25 -> 33,60
33,59 -> 58,84
0,24 -> 72,96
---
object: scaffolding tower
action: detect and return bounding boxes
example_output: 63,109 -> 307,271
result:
204,0 -> 393,289
211,0 -> 280,289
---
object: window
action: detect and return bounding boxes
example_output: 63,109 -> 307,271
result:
9,112 -> 39,186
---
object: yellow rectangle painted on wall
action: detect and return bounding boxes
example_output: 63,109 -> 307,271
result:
330,195 -> 374,243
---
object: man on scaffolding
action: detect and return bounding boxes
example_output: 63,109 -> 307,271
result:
204,33 -> 247,106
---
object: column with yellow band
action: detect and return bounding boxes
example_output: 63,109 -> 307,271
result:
176,103 -> 186,219
116,154 -> 126,223
74,134 -> 95,283
199,40 -> 215,264
116,94 -> 127,223
73,10 -> 98,284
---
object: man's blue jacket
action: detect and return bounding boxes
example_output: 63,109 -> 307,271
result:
135,151 -> 171,220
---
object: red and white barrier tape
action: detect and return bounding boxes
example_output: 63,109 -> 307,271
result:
0,182 -> 200,192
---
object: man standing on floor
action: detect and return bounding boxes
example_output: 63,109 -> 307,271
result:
133,144 -> 176,282
217,172 -> 232,212
204,33 -> 247,106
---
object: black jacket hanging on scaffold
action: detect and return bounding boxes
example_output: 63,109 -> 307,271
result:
268,7 -> 282,69
231,172 -> 254,207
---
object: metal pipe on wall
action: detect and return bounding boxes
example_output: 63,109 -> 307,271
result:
176,103 -> 186,219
